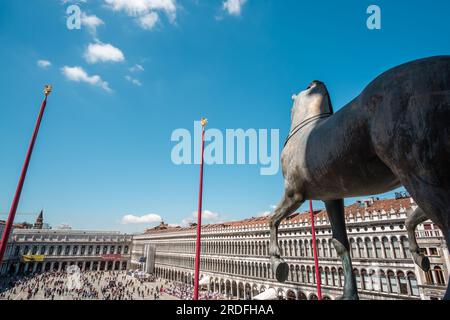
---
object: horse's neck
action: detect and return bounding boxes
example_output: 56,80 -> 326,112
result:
290,113 -> 329,133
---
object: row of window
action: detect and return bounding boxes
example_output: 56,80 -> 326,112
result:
154,254 -> 421,296
11,260 -> 128,274
15,235 -> 130,242
155,236 -> 411,260
424,267 -> 446,286
12,244 -> 129,256
420,247 -> 440,257
154,265 -> 420,297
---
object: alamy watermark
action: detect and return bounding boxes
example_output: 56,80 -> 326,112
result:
171,121 -> 280,176
367,5 -> 382,30
65,4 -> 382,31
66,265 -> 82,290
66,5 -> 81,30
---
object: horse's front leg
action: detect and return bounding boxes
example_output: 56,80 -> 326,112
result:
269,191 -> 303,282
405,206 -> 430,271
324,199 -> 358,300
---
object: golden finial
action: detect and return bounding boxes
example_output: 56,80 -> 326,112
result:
200,117 -> 208,127
44,85 -> 53,96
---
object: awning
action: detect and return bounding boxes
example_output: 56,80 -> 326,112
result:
199,276 -> 210,286
253,288 -> 277,300
22,255 -> 45,262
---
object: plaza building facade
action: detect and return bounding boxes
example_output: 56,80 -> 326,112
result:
0,220 -> 19,275
0,228 -> 133,275
132,197 -> 449,300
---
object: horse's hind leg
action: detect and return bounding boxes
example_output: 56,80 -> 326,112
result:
324,199 -> 358,300
400,178 -> 450,300
405,206 -> 430,271
371,87 -> 450,298
269,191 -> 303,282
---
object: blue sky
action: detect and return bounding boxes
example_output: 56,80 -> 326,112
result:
0,0 -> 449,233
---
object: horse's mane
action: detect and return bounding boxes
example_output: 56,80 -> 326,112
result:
326,90 -> 334,115
311,80 -> 334,114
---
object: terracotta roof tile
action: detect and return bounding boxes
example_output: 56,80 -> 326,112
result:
144,197 -> 413,234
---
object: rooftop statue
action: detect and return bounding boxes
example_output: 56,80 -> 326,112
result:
269,56 -> 450,300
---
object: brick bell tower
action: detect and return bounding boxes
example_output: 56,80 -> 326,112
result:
34,210 -> 44,229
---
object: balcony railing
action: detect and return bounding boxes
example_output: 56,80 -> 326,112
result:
415,230 -> 442,239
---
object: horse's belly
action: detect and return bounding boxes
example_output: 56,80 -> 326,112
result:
306,158 -> 401,200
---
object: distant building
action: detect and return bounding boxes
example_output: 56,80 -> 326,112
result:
12,222 -> 33,229
0,220 -> 25,274
0,221 -> 5,247
132,197 -> 449,300
0,213 -> 132,275
1,229 -> 132,275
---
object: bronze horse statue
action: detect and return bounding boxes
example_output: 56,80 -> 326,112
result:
269,56 -> 450,300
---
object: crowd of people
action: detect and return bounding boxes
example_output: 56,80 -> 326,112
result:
0,270 -> 163,300
161,281 -> 226,300
0,270 -> 231,300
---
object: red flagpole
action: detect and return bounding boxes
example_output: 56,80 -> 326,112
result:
0,85 -> 52,265
309,199 -> 322,300
193,118 -> 207,300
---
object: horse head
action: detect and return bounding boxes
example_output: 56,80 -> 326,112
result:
290,80 -> 333,130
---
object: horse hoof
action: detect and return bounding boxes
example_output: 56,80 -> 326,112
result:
414,254 -> 430,272
271,257 -> 289,282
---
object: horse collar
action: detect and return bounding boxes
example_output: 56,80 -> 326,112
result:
283,112 -> 333,148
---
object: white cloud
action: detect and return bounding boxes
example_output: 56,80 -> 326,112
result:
202,210 -> 220,221
138,12 -> 159,30
37,60 -> 52,68
56,223 -> 72,230
255,205 -> 276,217
181,209 -> 223,226
256,211 -> 271,217
104,0 -> 176,16
223,0 -> 247,16
84,43 -> 125,64
104,0 -> 176,28
130,64 -> 145,72
61,0 -> 87,4
125,75 -> 142,86
181,218 -> 194,227
81,12 -> 104,35
121,213 -> 162,225
61,66 -> 112,92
